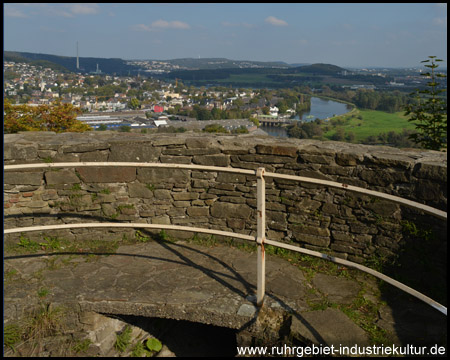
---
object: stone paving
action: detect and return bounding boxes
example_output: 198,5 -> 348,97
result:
4,239 -> 447,351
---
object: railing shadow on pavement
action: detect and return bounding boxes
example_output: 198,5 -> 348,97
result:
4,161 -> 447,320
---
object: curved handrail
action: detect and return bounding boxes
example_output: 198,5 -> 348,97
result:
4,161 -> 447,315
3,223 -> 255,242
265,172 -> 447,220
4,162 -> 446,220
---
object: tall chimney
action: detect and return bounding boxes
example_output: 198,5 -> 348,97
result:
76,41 -> 79,70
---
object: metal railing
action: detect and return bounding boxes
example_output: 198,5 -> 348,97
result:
4,162 -> 447,315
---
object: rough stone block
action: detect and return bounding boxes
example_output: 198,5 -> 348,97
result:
154,189 -> 172,200
101,203 -> 116,217
186,137 -> 214,149
365,200 -> 399,218
335,152 -> 362,166
294,198 -> 322,212
239,154 -> 294,164
193,155 -> 229,167
137,168 -> 190,185
210,201 -> 252,219
151,216 -> 171,225
291,224 -> 330,237
172,192 -> 199,201
191,179 -> 209,188
298,153 -> 334,164
45,169 -> 80,185
109,143 -> 160,162
128,183 -> 153,199
256,144 -> 298,157
151,137 -> 187,146
187,207 -> 209,217
160,155 -> 192,164
413,162 -> 447,181
4,143 -> 38,160
62,142 -> 109,153
321,203 -> 339,215
331,231 -> 354,242
77,167 -> 136,183
227,218 -> 246,230
4,171 -> 42,185
220,196 -> 246,204
330,243 -> 358,254
294,233 -> 330,247
216,172 -> 247,184
80,150 -> 109,162
173,200 -> 191,208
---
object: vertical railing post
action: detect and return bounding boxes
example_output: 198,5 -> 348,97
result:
256,167 -> 266,307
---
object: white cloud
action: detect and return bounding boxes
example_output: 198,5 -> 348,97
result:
132,24 -> 151,31
132,19 -> 191,31
4,4 -> 28,18
66,4 -> 100,15
5,3 -> 100,18
265,16 -> 288,27
433,16 -> 447,27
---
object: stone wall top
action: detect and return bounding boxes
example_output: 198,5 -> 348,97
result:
4,131 -> 447,168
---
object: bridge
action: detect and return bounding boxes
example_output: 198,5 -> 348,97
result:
257,115 -> 290,127
4,132 -> 447,356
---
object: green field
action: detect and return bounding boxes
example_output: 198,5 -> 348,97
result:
324,109 -> 416,142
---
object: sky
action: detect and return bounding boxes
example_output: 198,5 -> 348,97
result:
4,3 -> 448,68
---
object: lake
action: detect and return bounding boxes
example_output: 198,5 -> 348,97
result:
260,97 -> 353,137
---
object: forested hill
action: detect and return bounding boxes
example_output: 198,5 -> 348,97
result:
4,51 -> 139,75
290,63 -> 345,75
161,58 -> 293,69
4,50 -> 347,84
161,63 -> 348,84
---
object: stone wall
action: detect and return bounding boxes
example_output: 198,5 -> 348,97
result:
4,131 -> 447,270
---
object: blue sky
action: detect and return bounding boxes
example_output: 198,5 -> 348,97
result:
4,3 -> 447,68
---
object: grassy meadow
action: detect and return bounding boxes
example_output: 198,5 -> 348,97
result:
323,109 -> 416,142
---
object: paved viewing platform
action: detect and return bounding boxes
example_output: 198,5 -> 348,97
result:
4,237 -> 447,356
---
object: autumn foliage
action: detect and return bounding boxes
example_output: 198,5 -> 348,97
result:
4,99 -> 91,133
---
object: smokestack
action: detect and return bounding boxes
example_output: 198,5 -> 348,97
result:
76,41 -> 79,70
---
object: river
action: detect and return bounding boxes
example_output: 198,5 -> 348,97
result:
260,97 -> 353,138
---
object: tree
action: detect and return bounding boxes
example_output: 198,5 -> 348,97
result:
331,127 -> 345,141
276,100 -> 289,114
4,99 -> 91,133
128,97 -> 141,110
404,56 -> 447,150
249,117 -> 260,127
119,125 -> 131,132
231,126 -> 249,134
203,124 -> 229,133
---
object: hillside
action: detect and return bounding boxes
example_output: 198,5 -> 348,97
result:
159,63 -> 350,87
4,50 -> 354,88
4,51 -> 140,75
292,63 -> 345,75
162,58 -> 292,70
4,52 -> 72,73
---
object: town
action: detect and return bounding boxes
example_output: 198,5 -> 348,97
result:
4,60 -> 310,133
